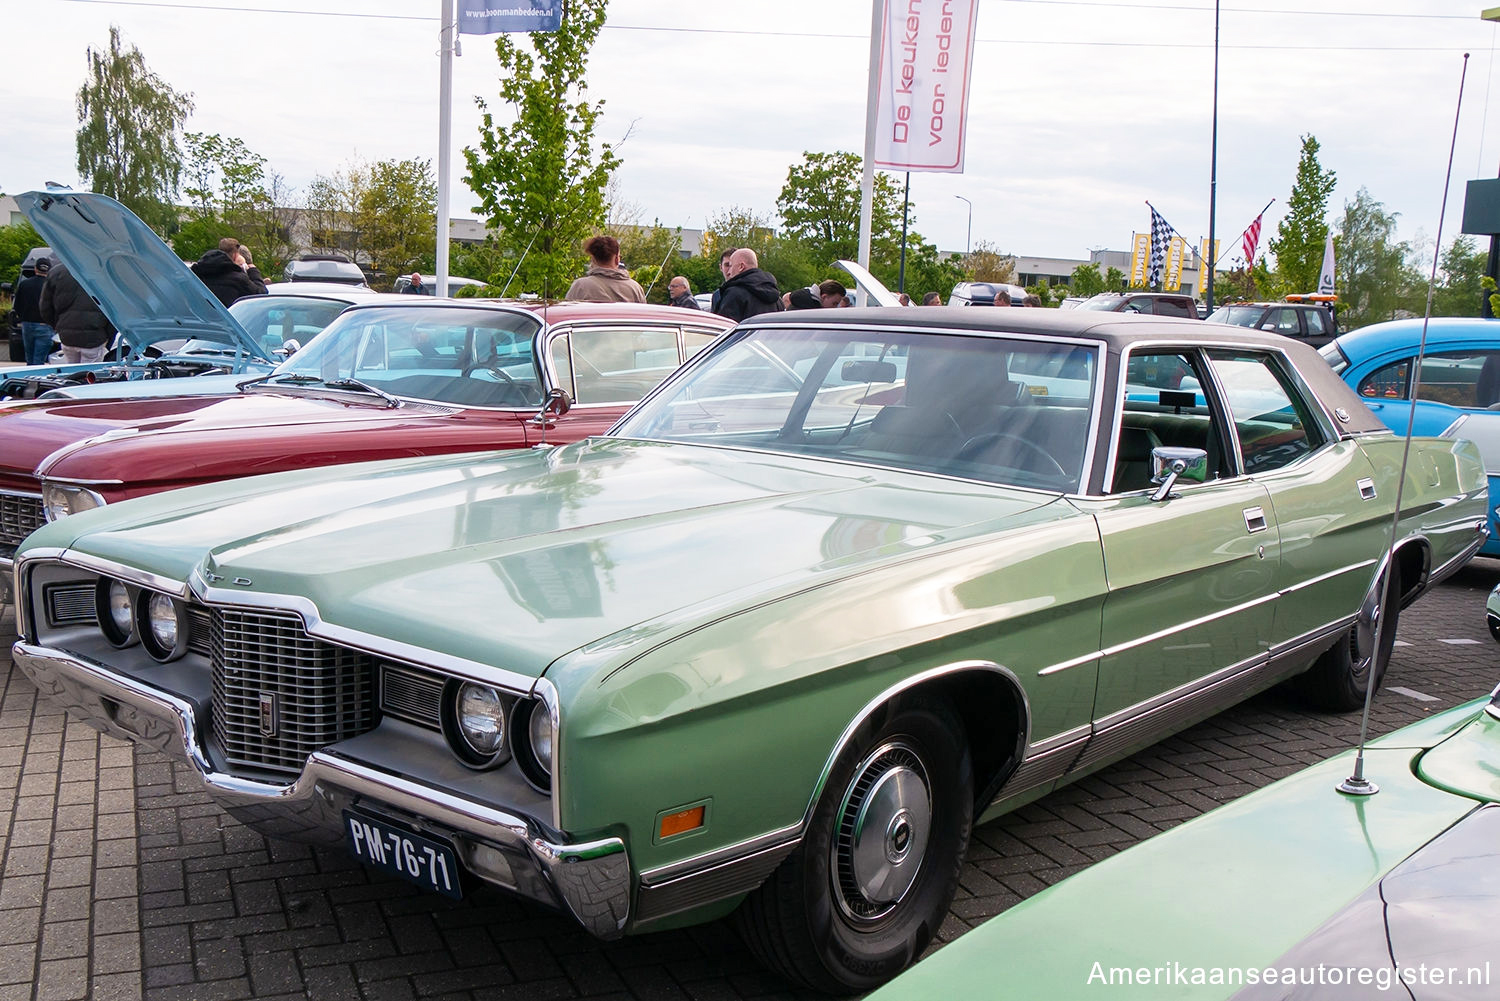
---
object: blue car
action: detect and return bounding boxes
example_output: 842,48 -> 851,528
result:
1321,316 -> 1500,554
0,190 -> 282,400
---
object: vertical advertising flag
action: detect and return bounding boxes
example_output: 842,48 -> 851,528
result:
873,0 -> 979,173
1197,238 -> 1219,296
1130,233 -> 1151,287
1164,236 -> 1185,291
458,0 -> 562,34
1318,233 -> 1336,295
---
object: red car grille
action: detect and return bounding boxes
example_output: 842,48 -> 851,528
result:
0,492 -> 44,548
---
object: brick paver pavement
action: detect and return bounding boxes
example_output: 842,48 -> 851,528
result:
2,559 -> 1498,1001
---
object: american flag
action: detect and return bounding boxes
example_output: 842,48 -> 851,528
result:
1147,204 -> 1174,288
1240,212 -> 1265,265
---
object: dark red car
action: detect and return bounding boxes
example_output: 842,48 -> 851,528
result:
0,298 -> 732,593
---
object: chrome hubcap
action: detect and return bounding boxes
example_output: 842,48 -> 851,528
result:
833,743 -> 931,921
1353,574 -> 1386,671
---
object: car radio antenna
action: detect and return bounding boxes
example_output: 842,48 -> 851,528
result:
1339,52 -> 1470,797
499,226 -> 540,298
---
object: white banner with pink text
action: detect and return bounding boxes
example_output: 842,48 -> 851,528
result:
872,0 -> 980,173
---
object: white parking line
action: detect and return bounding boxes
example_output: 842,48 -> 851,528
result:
1394,640 -> 1413,647
1388,686 -> 1441,702
1440,638 -> 1483,645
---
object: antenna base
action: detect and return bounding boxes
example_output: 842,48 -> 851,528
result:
1337,775 -> 1379,797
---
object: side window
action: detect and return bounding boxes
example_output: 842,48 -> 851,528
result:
1416,351 -> 1500,409
1155,298 -> 1192,318
549,334 -> 574,399
568,328 -> 682,405
1113,351 -> 1231,493
1205,351 -> 1325,474
1122,297 -> 1150,314
1357,359 -> 1410,400
1261,308 -> 1300,335
683,329 -> 719,360
1304,308 -> 1328,337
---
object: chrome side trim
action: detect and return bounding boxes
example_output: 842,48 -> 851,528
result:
638,822 -> 803,888
61,550 -> 193,599
1098,590 -> 1279,660
1091,650 -> 1268,735
1429,529 -> 1485,589
634,837 -> 798,925
1037,651 -> 1097,677
988,730 -> 1090,802
1267,615 -> 1354,671
1276,559 -> 1379,597
9,641 -> 630,938
1027,724 -> 1091,755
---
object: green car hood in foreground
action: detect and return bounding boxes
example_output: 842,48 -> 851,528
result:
23,437 -> 1061,679
865,698 -> 1500,1001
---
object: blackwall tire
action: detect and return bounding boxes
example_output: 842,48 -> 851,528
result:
1295,566 -> 1400,712
735,697 -> 973,995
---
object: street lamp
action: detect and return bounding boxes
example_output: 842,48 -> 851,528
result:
954,195 -> 973,256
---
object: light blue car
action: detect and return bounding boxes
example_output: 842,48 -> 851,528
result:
2,190 -> 292,400
1321,316 -> 1500,555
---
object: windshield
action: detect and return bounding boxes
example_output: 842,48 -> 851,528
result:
1076,296 -> 1124,311
613,327 -> 1098,492
1207,306 -> 1264,327
228,296 -> 351,355
268,305 -> 545,408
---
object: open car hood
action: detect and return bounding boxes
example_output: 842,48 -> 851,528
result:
16,191 -> 272,363
835,259 -> 903,307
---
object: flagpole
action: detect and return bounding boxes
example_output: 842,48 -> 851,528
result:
1216,198 -> 1276,268
857,0 -> 882,303
1206,0 -> 1220,309
436,0 -> 455,297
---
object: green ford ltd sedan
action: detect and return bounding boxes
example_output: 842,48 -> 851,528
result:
8,309 -> 1491,993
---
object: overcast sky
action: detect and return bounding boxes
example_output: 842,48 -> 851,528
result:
3,0 -> 1494,267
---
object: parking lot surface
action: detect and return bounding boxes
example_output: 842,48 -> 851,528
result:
2,560 -> 1498,1001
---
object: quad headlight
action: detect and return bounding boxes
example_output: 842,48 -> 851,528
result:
40,482 -> 106,522
510,697 -> 554,792
135,590 -> 191,662
441,681 -> 512,769
94,578 -> 137,647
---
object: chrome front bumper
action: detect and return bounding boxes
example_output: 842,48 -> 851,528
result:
10,641 -> 632,938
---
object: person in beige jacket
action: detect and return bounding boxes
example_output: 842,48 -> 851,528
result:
564,235 -> 646,303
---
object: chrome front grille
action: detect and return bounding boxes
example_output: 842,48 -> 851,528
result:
380,666 -> 444,730
0,492 -> 44,547
211,608 -> 376,778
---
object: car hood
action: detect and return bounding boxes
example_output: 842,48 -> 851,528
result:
17,190 -> 271,362
32,439 -> 1064,679
27,391 -> 468,484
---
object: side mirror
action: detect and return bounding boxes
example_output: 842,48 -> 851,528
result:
531,387 -> 571,425
277,338 -> 301,358
1149,446 -> 1208,502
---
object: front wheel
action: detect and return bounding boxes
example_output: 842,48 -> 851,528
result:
735,697 -> 973,994
1294,566 -> 1401,712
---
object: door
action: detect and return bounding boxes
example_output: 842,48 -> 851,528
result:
1085,349 -> 1280,728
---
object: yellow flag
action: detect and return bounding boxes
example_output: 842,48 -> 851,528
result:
1197,238 -> 1220,295
1129,233 -> 1150,287
1165,237 -> 1185,291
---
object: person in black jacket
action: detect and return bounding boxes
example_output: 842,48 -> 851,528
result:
39,262 -> 116,363
192,248 -> 267,307
13,258 -> 55,364
713,249 -> 782,323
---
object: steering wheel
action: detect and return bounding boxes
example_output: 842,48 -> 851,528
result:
956,433 -> 1068,480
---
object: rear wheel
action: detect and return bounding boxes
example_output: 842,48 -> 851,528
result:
1294,566 -> 1400,712
736,698 -> 972,994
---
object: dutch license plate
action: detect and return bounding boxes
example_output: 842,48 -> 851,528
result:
343,810 -> 463,899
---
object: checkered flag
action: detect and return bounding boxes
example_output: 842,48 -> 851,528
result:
1147,204 -> 1173,288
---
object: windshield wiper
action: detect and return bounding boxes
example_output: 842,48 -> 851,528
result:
324,378 -> 401,408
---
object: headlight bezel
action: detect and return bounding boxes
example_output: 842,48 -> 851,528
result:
441,680 -> 512,770
135,590 -> 191,662
93,577 -> 138,648
510,696 -> 555,793
40,482 -> 107,523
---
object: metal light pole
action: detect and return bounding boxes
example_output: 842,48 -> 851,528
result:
954,195 -> 973,256
1206,0 -> 1220,309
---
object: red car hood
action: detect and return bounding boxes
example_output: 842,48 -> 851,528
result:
13,392 -> 530,493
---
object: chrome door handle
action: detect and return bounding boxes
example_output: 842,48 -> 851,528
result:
1357,477 -> 1376,500
1243,506 -> 1268,533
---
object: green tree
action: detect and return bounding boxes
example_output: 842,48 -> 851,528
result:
1432,236 -> 1488,317
1267,134 -> 1337,294
182,132 -> 269,225
1071,262 -> 1105,298
616,219 -> 682,302
898,241 -> 963,301
961,242 -> 1016,283
776,151 -> 905,267
304,163 -> 371,263
1104,266 -> 1127,293
1336,188 -> 1419,329
359,158 -> 438,277
75,26 -> 194,233
0,222 -> 44,285
701,206 -> 777,267
463,0 -> 617,298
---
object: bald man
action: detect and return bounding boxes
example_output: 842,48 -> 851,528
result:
667,276 -> 699,309
713,249 -> 782,323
